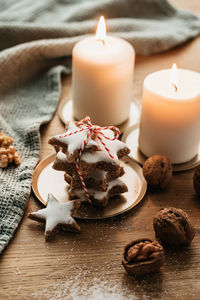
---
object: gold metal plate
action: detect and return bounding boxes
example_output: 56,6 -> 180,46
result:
58,99 -> 141,133
122,124 -> 200,172
32,154 -> 147,219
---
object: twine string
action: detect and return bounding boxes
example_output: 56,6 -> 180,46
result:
59,117 -> 120,203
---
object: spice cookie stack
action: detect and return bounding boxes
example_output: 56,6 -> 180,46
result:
49,117 -> 130,207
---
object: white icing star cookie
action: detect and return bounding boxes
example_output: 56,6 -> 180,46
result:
69,178 -> 128,207
48,121 -> 130,162
49,122 -> 100,161
28,194 -> 80,241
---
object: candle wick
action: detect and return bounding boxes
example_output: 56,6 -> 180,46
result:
171,83 -> 177,93
97,39 -> 105,46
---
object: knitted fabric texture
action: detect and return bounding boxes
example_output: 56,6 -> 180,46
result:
0,0 -> 200,253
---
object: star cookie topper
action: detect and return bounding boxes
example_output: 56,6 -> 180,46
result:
28,194 -> 80,241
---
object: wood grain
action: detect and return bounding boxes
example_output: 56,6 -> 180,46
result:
1,1 -> 200,299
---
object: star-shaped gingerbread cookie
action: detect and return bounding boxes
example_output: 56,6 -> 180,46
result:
48,121 -> 130,162
28,194 -> 80,241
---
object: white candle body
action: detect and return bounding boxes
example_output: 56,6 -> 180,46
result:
72,36 -> 135,126
139,69 -> 200,164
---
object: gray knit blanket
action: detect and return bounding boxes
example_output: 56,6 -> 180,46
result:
0,0 -> 199,253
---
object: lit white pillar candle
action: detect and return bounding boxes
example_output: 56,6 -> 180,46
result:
139,64 -> 200,164
72,16 -> 135,126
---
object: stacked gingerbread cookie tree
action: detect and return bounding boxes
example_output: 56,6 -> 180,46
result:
48,117 -> 130,207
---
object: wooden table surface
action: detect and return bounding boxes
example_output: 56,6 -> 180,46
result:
1,1 -> 200,299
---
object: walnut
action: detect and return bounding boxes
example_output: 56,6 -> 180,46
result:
122,238 -> 164,276
153,207 -> 195,248
143,155 -> 172,188
0,154 -> 8,168
193,165 -> 200,197
0,133 -> 21,168
0,132 -> 14,148
14,151 -> 21,165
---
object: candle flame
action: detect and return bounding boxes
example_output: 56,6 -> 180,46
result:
170,63 -> 178,92
96,16 -> 106,45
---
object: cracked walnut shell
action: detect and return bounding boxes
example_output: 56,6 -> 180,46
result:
153,207 -> 195,248
193,165 -> 200,197
122,238 -> 164,276
143,155 -> 172,188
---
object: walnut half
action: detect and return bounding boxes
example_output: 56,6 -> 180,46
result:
122,238 -> 164,276
0,132 -> 14,148
0,133 -> 21,168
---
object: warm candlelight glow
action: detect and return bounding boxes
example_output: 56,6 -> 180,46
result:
72,14 -> 135,126
96,16 -> 106,45
139,67 -> 200,164
170,63 -> 178,92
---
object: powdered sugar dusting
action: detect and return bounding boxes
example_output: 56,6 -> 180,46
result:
29,257 -> 170,300
48,275 -> 138,300
30,265 -> 141,300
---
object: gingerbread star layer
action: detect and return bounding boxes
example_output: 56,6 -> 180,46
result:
49,122 -> 100,162
28,194 -> 80,241
48,121 -> 130,162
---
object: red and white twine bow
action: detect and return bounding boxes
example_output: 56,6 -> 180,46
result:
60,117 -> 120,203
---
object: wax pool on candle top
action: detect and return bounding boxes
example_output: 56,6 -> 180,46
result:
139,68 -> 200,164
72,26 -> 135,126
146,69 -> 200,99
